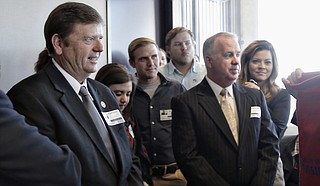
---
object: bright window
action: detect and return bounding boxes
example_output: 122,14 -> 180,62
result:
172,0 -> 239,62
258,0 -> 320,135
258,0 -> 320,85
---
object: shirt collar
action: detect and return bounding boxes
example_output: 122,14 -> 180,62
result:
205,76 -> 234,99
52,59 -> 86,95
167,58 -> 198,75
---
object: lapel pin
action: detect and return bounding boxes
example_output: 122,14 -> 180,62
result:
100,101 -> 106,108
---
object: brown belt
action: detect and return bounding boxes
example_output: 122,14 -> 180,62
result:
151,163 -> 179,176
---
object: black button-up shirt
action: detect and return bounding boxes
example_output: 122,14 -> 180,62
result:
132,73 -> 186,165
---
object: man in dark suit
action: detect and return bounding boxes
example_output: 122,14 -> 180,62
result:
0,90 -> 81,185
171,32 -> 279,186
7,2 -> 142,186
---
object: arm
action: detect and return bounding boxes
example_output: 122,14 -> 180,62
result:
127,153 -> 144,186
0,91 -> 81,186
171,96 -> 229,186
268,89 -> 291,139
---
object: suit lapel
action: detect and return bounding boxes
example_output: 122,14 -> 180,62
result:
197,80 -> 238,148
87,81 -> 120,172
45,63 -> 118,172
233,83 -> 253,148
233,84 -> 245,144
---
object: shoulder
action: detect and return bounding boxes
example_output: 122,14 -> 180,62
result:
278,88 -> 290,98
174,79 -> 208,100
87,78 -> 116,98
0,91 -> 13,109
234,83 -> 261,95
271,88 -> 291,103
88,78 -> 109,90
233,83 -> 268,105
167,78 -> 185,88
13,72 -> 45,87
159,73 -> 187,91
7,72 -> 49,99
194,62 -> 207,72
158,63 -> 170,74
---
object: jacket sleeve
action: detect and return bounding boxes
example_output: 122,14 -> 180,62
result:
0,91 -> 81,186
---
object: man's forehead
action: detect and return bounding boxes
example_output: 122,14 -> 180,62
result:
215,37 -> 240,50
135,44 -> 158,56
172,32 -> 192,41
72,23 -> 103,33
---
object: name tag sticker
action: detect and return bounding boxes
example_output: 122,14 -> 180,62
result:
250,106 -> 261,118
160,109 -> 172,121
102,109 -> 125,126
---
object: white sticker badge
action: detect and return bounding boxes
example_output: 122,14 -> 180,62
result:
160,109 -> 172,121
102,109 -> 125,126
250,106 -> 261,118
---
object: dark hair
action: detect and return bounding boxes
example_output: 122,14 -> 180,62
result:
35,2 -> 104,72
238,40 -> 280,101
95,63 -> 137,121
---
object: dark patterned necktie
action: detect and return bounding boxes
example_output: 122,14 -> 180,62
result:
79,86 -> 116,164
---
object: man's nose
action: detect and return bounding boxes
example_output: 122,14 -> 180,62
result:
94,39 -> 104,52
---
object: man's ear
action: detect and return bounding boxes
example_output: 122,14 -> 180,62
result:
52,34 -> 63,55
165,46 -> 171,59
129,59 -> 136,68
205,56 -> 212,68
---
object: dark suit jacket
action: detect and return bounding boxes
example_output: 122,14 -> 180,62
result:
171,79 -> 279,186
280,135 -> 299,186
0,90 -> 81,186
7,62 -> 143,186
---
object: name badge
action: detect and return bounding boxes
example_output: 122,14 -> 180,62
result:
102,109 -> 125,126
160,109 -> 172,121
250,106 -> 261,118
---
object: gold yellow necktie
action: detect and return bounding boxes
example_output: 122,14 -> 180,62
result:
220,88 -> 238,145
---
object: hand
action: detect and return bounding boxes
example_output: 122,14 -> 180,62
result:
243,82 -> 260,90
282,68 -> 304,98
282,68 -> 304,85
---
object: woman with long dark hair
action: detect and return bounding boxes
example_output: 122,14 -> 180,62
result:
238,40 -> 291,186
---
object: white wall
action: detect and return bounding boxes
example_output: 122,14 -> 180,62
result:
108,0 -> 156,73
0,0 -> 107,93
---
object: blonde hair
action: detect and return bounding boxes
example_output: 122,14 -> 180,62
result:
128,37 -> 158,60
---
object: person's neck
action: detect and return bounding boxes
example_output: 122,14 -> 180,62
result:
172,60 -> 193,76
138,75 -> 160,86
256,80 -> 266,88
209,75 -> 234,88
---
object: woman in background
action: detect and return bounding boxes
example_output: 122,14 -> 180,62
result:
159,48 -> 168,67
238,40 -> 291,186
95,63 -> 151,186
